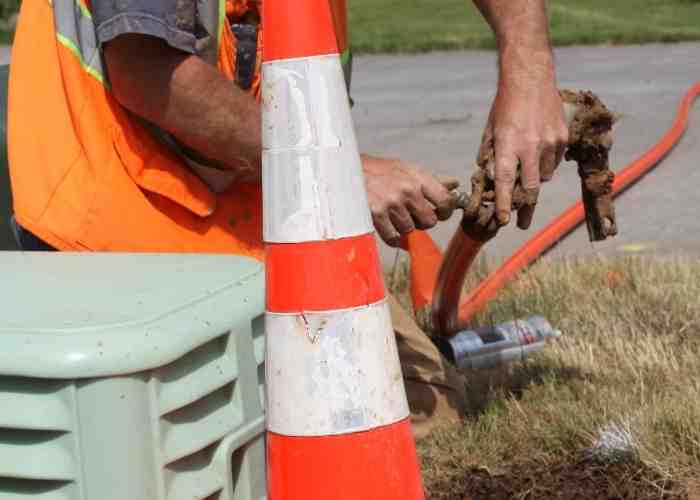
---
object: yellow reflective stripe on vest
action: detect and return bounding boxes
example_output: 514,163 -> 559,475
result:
53,0 -> 105,84
218,0 -> 226,59
340,48 -> 353,95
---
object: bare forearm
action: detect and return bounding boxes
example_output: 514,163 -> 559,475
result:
472,0 -> 567,229
473,0 -> 555,84
105,35 -> 261,179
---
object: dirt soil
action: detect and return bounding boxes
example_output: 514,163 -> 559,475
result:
443,461 -> 687,500
561,89 -> 617,241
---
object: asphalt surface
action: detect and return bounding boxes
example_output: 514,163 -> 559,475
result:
351,43 -> 700,266
2,44 -> 700,265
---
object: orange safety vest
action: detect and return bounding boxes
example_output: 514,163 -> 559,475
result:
8,0 -> 349,261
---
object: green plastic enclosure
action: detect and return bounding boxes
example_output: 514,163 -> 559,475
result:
0,252 -> 267,500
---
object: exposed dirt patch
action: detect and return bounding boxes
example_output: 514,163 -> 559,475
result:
437,460 -> 686,500
410,257 -> 700,500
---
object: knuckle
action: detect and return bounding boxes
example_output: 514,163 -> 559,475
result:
400,180 -> 421,197
493,123 -> 516,138
495,168 -> 517,184
417,213 -> 438,229
386,193 -> 404,209
543,132 -> 559,150
370,200 -> 388,215
389,208 -> 411,228
524,133 -> 541,147
376,222 -> 398,239
522,176 -> 540,190
559,125 -> 570,143
369,202 -> 382,216
397,221 -> 415,234
511,131 -> 540,150
555,123 -> 569,143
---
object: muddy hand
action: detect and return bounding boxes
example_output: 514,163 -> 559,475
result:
481,73 -> 569,230
362,155 -> 460,247
459,90 -> 617,242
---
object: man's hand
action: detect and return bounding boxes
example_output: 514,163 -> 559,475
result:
482,73 -> 568,229
362,155 -> 459,246
474,0 -> 568,229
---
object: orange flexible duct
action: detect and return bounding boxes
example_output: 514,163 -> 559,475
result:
431,228 -> 485,334
455,82 -> 700,327
406,83 -> 700,334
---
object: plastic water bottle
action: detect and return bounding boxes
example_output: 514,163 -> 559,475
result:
431,316 -> 561,370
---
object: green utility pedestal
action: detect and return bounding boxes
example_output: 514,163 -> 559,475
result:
0,253 -> 266,500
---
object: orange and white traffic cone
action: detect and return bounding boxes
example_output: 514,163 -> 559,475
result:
261,1 -> 425,499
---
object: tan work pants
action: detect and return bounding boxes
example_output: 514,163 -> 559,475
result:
388,295 -> 467,439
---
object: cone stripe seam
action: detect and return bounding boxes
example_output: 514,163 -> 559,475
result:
262,55 -> 372,243
265,298 -> 387,317
267,417 -> 413,439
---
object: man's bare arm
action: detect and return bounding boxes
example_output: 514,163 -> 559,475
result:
104,34 -> 262,182
472,0 -> 568,229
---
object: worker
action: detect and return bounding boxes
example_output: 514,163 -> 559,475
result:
7,0 -> 567,438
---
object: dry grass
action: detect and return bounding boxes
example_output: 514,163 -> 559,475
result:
389,255 -> 700,499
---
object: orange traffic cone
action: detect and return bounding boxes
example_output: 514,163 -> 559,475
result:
261,1 -> 425,499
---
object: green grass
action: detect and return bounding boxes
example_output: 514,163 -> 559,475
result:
388,256 -> 700,499
3,1 -> 700,52
349,0 -> 700,53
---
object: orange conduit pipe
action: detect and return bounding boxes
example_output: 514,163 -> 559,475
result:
406,83 -> 700,334
431,228 -> 485,334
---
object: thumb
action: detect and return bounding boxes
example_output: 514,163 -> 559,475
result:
437,175 -> 460,191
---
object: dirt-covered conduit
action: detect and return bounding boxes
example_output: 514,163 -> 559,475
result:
410,83 -> 700,336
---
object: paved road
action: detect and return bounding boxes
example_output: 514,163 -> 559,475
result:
3,44 -> 700,264
352,43 -> 700,266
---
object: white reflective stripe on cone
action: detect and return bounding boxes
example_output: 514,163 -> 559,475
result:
265,300 -> 410,436
263,147 -> 372,243
262,54 -> 372,243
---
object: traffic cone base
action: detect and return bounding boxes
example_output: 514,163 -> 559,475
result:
267,419 -> 424,500
266,300 -> 409,436
262,55 -> 371,244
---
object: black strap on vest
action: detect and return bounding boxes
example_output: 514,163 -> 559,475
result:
231,23 -> 258,91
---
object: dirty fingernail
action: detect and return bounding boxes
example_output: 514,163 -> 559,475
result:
517,211 -> 533,230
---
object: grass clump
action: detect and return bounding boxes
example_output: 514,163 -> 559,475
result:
389,255 -> 700,499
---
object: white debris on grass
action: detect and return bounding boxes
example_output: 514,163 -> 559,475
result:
585,421 -> 637,464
